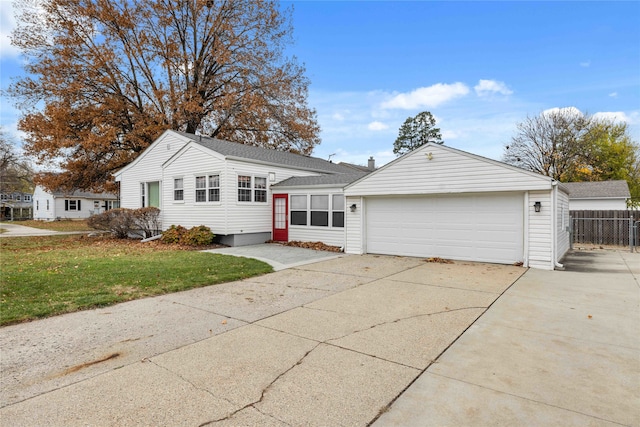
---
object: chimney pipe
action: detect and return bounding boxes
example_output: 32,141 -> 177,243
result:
368,156 -> 375,170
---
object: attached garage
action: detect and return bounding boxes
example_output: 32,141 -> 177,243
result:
344,143 -> 570,270
365,193 -> 524,264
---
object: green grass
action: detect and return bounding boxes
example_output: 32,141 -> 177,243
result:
13,219 -> 93,232
0,235 -> 273,325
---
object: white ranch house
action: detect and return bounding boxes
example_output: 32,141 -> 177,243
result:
115,130 -> 570,270
32,186 -> 119,221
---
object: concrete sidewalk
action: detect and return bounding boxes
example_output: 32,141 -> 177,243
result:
374,250 -> 640,426
0,222 -> 89,237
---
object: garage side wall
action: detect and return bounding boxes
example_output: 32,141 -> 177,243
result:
345,196 -> 363,254
528,190 -> 553,270
556,189 -> 570,262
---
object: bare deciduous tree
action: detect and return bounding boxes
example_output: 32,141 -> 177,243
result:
0,129 -> 34,195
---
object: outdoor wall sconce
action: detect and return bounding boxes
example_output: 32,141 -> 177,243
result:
534,201 -> 542,213
350,204 -> 357,212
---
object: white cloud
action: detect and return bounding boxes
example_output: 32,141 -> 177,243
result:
367,121 -> 388,131
580,61 -> 591,68
474,79 -> 513,97
380,82 -> 470,110
0,1 -> 20,59
542,106 -> 584,118
609,92 -> 618,98
593,111 -> 631,123
332,112 -> 345,121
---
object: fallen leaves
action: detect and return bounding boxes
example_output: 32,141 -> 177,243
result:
267,240 -> 343,252
425,257 -> 454,264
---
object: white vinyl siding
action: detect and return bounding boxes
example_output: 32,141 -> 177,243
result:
569,198 -> 628,210
556,188 -> 570,263
115,131 -> 189,210
161,144 -> 320,236
346,143 -> 556,197
527,190 -> 553,270
345,196 -> 363,254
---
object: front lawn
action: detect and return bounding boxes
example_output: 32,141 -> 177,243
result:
0,235 -> 273,325
12,219 -> 94,232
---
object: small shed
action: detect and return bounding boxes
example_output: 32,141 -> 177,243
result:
344,143 -> 570,270
562,180 -> 630,210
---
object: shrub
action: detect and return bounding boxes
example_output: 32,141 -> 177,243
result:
161,225 -> 215,246
132,207 -> 161,238
182,225 -> 215,246
161,225 -> 187,244
87,209 -> 135,239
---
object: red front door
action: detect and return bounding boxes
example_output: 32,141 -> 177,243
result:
272,194 -> 288,241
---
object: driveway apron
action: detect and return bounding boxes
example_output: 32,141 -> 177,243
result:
374,250 -> 640,427
0,254 -> 524,426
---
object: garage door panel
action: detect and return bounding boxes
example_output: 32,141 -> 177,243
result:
365,194 -> 523,264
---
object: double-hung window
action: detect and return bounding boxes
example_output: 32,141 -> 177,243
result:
238,175 -> 252,202
237,175 -> 267,203
254,177 -> 267,202
290,194 -> 345,228
65,199 -> 81,211
174,178 -> 184,201
310,195 -> 329,227
332,195 -> 345,228
290,195 -> 307,225
195,174 -> 220,202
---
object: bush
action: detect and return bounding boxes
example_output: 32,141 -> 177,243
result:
160,225 -> 187,244
87,207 -> 161,239
183,225 -> 215,246
87,209 -> 135,239
161,225 -> 215,246
132,207 -> 161,238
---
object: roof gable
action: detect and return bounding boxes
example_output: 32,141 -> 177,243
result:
346,143 -> 558,196
113,130 -> 191,178
562,180 -> 630,199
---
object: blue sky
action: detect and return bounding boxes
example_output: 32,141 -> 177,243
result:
1,1 -> 639,168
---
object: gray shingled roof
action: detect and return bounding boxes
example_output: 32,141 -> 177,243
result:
52,189 -> 118,199
177,132 -> 355,175
272,172 -> 369,188
562,180 -> 630,199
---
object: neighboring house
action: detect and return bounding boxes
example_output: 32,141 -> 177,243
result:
0,191 -> 33,220
32,186 -> 119,221
562,180 -> 630,210
115,130 -> 570,270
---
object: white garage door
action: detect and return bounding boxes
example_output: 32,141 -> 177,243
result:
366,193 -> 524,264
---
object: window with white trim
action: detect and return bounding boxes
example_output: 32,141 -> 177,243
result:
332,195 -> 345,228
290,195 -> 307,225
208,175 -> 220,202
310,195 -> 329,227
174,178 -> 184,201
238,175 -> 251,202
290,194 -> 345,228
24,195 -> 31,202
65,199 -> 81,211
196,174 -> 220,202
254,177 -> 267,202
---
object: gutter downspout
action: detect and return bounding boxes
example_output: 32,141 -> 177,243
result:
552,181 -> 564,269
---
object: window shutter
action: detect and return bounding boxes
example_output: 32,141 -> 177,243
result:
78,200 -> 81,211
65,200 -> 69,211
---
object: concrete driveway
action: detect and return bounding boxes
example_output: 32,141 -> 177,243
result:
0,249 -> 638,426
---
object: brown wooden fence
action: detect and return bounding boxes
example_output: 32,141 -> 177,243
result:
570,210 -> 640,247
